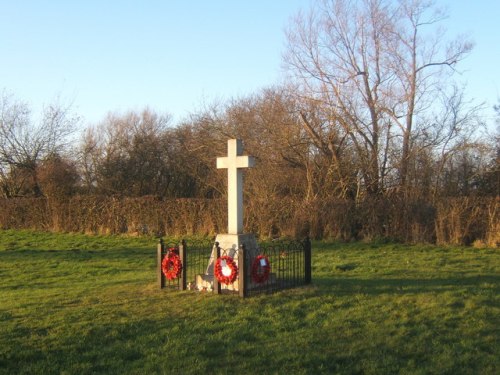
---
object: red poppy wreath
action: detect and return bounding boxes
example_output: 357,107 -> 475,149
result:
251,255 -> 271,284
214,256 -> 238,285
161,250 -> 182,280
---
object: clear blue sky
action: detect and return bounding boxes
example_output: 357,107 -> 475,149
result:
1,0 -> 499,128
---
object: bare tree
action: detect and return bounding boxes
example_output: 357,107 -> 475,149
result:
37,154 -> 79,199
283,0 -> 474,196
174,89 -> 312,200
0,91 -> 79,197
78,108 -> 200,197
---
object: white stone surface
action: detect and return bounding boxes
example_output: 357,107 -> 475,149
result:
216,139 -> 255,234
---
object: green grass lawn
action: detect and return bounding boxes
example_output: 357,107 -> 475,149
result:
0,230 -> 498,374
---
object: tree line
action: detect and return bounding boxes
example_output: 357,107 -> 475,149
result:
0,0 -> 498,245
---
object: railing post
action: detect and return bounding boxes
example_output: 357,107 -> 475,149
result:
157,238 -> 165,289
304,236 -> 312,284
214,242 -> 221,294
179,239 -> 187,291
238,244 -> 247,298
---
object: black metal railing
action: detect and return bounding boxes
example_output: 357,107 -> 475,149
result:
157,238 -> 213,291
182,239 -> 214,291
158,237 -> 311,297
242,238 -> 311,297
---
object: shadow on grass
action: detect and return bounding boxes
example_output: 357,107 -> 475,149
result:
0,247 -> 153,262
2,303 -> 285,374
311,274 -> 500,297
0,247 -> 156,294
4,286 -> 497,375
1,318 -> 182,374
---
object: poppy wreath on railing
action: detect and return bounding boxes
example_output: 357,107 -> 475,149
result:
251,254 -> 271,284
161,248 -> 182,280
214,255 -> 238,285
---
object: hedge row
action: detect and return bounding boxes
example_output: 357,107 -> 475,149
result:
0,196 -> 497,247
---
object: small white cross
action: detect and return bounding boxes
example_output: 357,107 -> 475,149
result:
217,139 -> 255,234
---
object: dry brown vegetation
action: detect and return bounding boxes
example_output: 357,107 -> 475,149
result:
0,195 -> 497,247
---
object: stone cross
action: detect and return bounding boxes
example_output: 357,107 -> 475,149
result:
217,139 -> 255,234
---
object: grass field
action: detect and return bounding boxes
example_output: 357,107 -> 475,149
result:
0,230 -> 498,374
